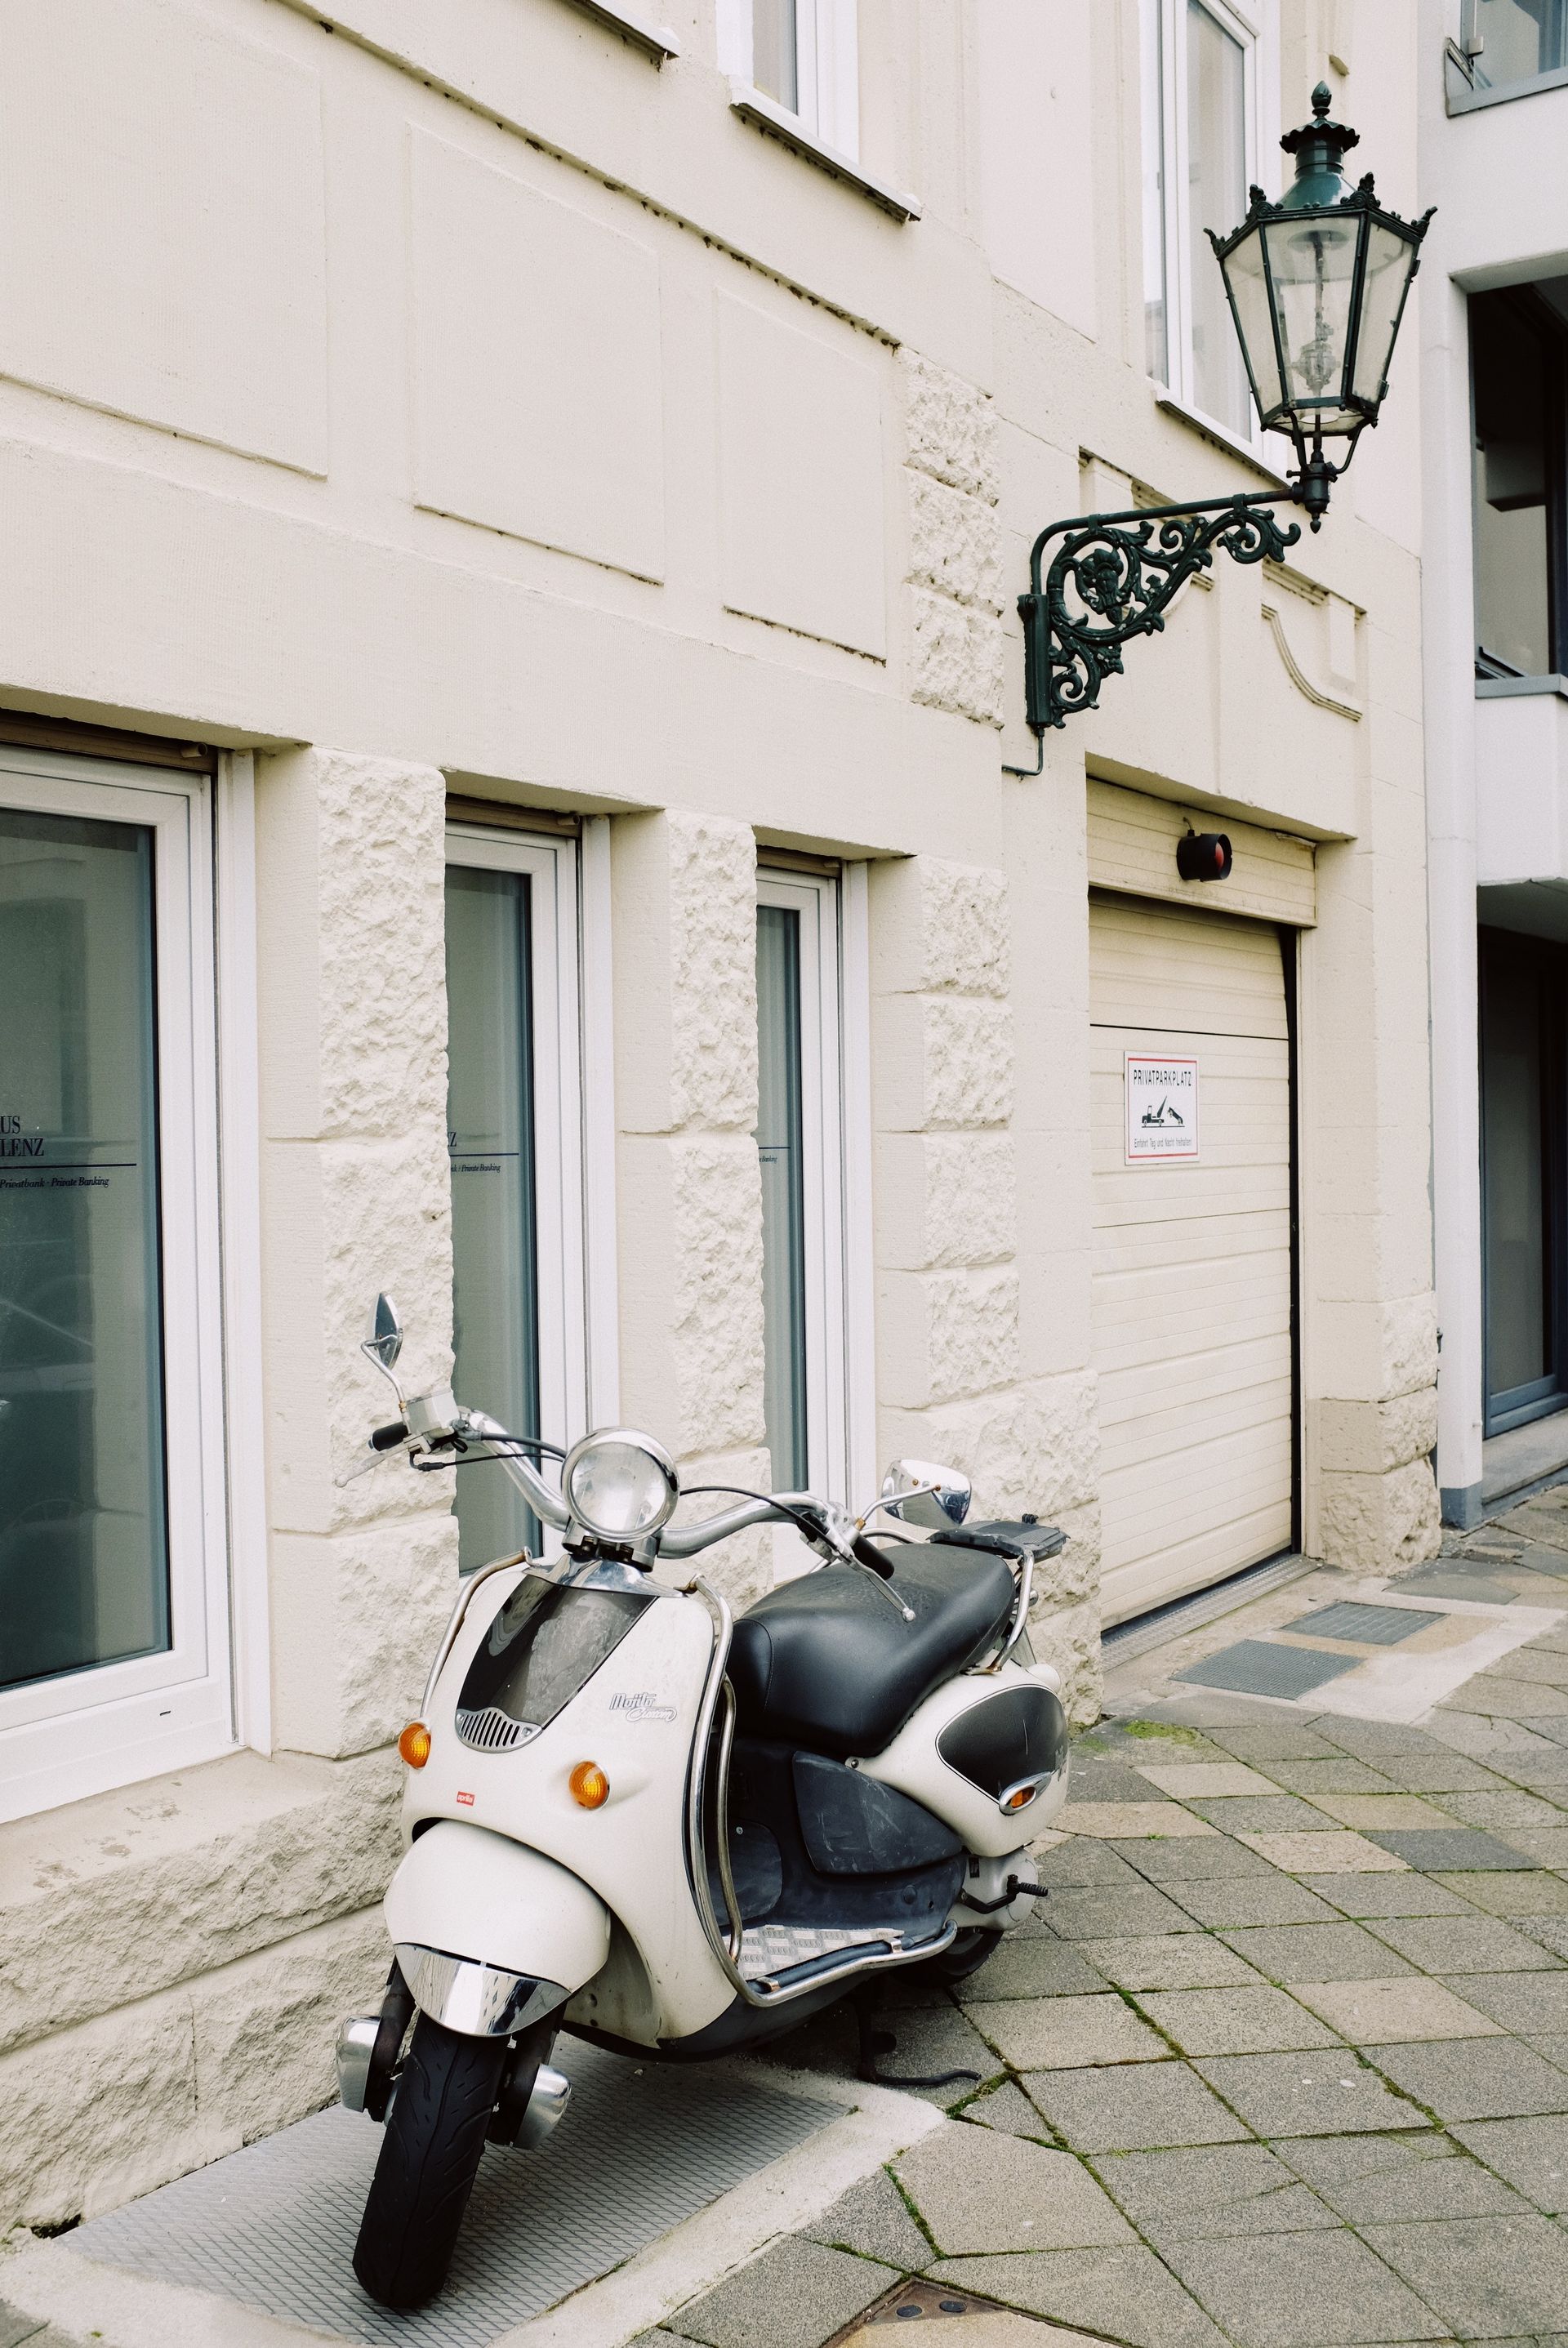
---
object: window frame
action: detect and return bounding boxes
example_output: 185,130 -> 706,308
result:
443,819 -> 595,1563
718,0 -> 860,158
1143,0 -> 1281,448
755,865 -> 875,1539
0,747 -> 230,1825
1469,284 -> 1568,686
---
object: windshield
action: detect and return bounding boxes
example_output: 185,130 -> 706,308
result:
456,1578 -> 653,1731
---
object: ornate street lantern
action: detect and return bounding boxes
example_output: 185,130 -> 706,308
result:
1209,84 -> 1433,524
1010,85 -> 1432,754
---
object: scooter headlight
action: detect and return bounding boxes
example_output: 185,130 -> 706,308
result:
562,1430 -> 679,1543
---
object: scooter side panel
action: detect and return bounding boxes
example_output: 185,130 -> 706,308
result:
384,1820 -> 611,1987
858,1660 -> 1071,1855
404,1576 -> 733,2045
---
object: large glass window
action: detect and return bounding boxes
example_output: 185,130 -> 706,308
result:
1141,0 -> 1272,441
757,902 -> 808,1490
445,825 -> 589,1574
0,806 -> 167,1691
1463,0 -> 1567,89
0,752 -> 229,1827
1472,288 -> 1564,680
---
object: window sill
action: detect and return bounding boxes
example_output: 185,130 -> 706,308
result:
1477,673 -> 1568,701
564,0 -> 679,63
727,82 -> 920,221
1154,389 -> 1292,491
1445,42 -> 1568,114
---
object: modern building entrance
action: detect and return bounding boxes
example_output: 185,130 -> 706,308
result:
1480,925 -> 1567,1437
1090,888 -> 1297,1626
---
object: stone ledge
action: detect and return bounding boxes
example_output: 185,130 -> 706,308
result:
0,1747 -> 399,2059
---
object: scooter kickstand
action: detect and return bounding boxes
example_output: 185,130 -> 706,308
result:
851,1988 -> 980,2091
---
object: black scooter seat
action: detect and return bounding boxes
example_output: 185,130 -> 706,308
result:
728,1539 -> 1020,1761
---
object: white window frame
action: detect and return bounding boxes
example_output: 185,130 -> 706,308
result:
444,820 -> 608,1557
0,747 -> 231,1825
1144,0 -> 1281,448
756,865 -> 875,1555
719,0 -> 860,157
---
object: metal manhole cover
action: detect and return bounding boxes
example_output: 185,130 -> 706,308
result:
1285,1602 -> 1444,1646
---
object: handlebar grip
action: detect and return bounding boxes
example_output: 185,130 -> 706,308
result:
851,1534 -> 897,1579
368,1420 -> 408,1452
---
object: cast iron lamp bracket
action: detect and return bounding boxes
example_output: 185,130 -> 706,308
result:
1003,85 -> 1431,770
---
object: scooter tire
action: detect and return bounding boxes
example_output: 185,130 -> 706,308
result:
918,1927 -> 1002,1983
353,2014 -> 508,2309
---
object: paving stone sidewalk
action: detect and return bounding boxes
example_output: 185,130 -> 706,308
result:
647,1597 -> 1568,2348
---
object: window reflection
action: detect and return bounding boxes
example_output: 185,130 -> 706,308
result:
1187,1 -> 1250,436
446,864 -> 541,1571
0,807 -> 168,1692
757,903 -> 807,1491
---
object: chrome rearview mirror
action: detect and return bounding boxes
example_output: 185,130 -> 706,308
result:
880,1457 -> 972,1531
362,1294 -> 406,1398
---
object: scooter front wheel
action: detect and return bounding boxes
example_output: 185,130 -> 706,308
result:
353,2013 -> 509,2309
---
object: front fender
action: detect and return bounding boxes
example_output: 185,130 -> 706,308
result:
385,1821 -> 611,1999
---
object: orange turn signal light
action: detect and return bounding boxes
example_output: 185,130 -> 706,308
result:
399,1721 -> 432,1769
569,1760 -> 610,1810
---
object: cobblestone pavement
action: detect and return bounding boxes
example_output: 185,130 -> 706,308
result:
645,1506 -> 1568,2348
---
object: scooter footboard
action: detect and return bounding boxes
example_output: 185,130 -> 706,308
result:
385,1822 -> 611,2030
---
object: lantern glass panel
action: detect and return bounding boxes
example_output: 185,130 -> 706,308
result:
1350,221 -> 1417,410
1261,210 -> 1364,434
1223,226 -> 1285,418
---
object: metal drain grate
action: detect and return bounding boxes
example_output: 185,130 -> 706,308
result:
1174,1639 -> 1362,1700
1284,1601 -> 1444,1646
73,2037 -> 841,2348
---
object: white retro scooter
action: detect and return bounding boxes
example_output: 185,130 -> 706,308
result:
336,1296 -> 1070,2310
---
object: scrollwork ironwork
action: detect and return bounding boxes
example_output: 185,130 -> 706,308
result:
1017,493 -> 1303,733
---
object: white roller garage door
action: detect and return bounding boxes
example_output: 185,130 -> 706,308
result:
1090,890 -> 1294,1626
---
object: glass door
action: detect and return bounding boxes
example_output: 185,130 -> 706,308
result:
445,826 -> 586,1571
1481,927 -> 1568,1433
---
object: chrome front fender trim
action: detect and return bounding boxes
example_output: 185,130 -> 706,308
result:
394,1942 -> 567,2038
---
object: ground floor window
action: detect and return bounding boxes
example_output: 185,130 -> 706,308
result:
0,748 -> 228,1823
755,866 -> 858,1512
1481,926 -> 1567,1434
445,822 -> 588,1570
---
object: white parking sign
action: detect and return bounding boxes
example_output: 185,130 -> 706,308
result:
1125,1054 -> 1199,1162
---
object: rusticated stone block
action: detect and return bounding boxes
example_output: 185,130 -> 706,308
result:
671,1134 -> 767,1459
922,996 -> 1014,1129
875,1133 -> 1016,1270
192,1908 -> 388,2151
660,1444 -> 775,1609
667,810 -> 759,1134
1380,1290 -> 1440,1400
1029,1601 -> 1102,1730
880,1371 -> 1100,1524
906,469 -> 1004,613
270,1509 -> 459,1760
902,350 -> 999,502
314,750 -> 448,1143
614,809 -> 758,1138
1316,1387 -> 1438,1476
0,1991 -> 204,2230
1318,1456 -> 1441,1574
872,856 -> 1011,1001
911,590 -> 1004,728
0,1749 -> 400,2059
924,1265 -> 1022,1403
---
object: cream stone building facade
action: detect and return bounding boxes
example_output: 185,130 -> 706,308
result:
0,0 -> 1436,2228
